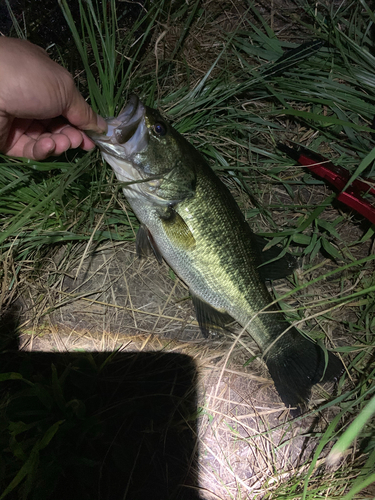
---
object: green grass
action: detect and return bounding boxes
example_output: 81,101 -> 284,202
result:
1,0 -> 375,498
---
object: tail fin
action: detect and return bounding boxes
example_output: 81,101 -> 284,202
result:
265,328 -> 344,416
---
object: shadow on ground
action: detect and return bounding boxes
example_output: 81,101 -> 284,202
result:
0,308 -> 201,500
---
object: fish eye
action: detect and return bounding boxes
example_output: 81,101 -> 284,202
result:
153,122 -> 167,136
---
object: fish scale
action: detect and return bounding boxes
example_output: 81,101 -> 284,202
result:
88,95 -> 344,415
131,156 -> 284,348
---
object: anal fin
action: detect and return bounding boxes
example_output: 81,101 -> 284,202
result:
191,292 -> 233,337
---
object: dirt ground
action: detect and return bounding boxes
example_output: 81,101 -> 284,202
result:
12,240 -> 344,499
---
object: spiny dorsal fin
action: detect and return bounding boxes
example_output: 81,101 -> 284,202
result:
191,292 -> 233,337
136,224 -> 163,264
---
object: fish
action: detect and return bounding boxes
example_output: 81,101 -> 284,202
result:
88,95 -> 344,415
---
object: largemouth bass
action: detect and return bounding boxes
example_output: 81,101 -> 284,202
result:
88,95 -> 343,414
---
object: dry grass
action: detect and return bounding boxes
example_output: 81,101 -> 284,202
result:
14,236 -> 351,498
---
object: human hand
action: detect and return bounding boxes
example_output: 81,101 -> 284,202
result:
0,37 -> 107,160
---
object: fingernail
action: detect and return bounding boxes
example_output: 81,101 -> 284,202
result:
96,115 -> 107,133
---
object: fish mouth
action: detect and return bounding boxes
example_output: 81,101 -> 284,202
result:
87,95 -> 148,160
88,95 -> 182,206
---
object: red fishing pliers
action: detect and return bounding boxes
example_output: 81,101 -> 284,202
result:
278,144 -> 375,225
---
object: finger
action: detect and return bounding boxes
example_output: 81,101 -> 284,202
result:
58,125 -> 85,149
1,119 -> 59,159
45,123 -> 96,151
0,112 -> 13,152
28,134 -> 71,160
80,133 -> 96,151
42,133 -> 71,157
6,134 -> 56,160
19,119 -> 49,139
63,89 -> 107,134
44,120 -> 96,150
29,137 -> 57,160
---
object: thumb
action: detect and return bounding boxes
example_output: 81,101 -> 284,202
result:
63,91 -> 107,134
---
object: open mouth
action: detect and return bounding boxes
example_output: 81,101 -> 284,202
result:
87,95 -> 147,159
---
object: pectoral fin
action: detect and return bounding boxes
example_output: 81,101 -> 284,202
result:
136,224 -> 163,264
191,293 -> 233,337
161,208 -> 196,251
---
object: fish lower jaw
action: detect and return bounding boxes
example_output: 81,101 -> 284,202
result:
102,154 -> 141,182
